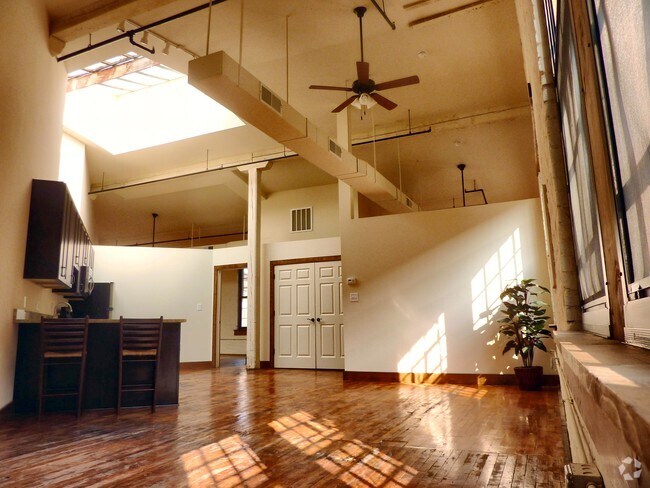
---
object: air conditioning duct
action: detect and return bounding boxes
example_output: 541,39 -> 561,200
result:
188,51 -> 419,213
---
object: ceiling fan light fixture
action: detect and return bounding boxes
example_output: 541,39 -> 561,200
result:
352,93 -> 377,109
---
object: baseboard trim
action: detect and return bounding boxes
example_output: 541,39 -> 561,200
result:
260,361 -> 272,369
343,371 -> 559,386
180,361 -> 212,371
0,401 -> 13,416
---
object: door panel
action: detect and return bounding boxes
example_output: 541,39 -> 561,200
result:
296,324 -> 312,357
315,261 -> 344,369
320,324 -> 336,357
278,325 -> 293,357
274,260 -> 343,369
296,284 -> 311,316
319,282 -> 335,315
278,285 -> 292,316
274,264 -> 316,368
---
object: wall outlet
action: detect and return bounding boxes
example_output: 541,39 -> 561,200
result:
196,303 -> 202,311
349,292 -> 359,302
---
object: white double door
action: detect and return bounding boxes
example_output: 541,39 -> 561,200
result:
274,261 -> 344,369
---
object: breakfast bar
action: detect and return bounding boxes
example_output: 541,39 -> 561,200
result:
13,319 -> 185,414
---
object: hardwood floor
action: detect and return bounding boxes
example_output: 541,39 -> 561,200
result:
0,359 -> 565,487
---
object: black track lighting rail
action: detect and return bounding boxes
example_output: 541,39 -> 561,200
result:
57,0 -> 227,63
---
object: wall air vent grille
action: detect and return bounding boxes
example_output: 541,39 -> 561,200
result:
291,207 -> 312,233
260,84 -> 282,113
329,139 -> 342,158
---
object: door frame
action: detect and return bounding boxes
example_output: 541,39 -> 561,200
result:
269,255 -> 341,369
212,263 -> 247,368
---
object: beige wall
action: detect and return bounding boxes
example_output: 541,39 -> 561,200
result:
0,0 -> 68,409
219,269 -> 246,355
261,184 -> 339,243
341,198 -> 554,376
58,133 -> 95,239
92,246 -> 214,363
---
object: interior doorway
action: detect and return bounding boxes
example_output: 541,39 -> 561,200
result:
212,263 -> 247,368
271,256 -> 344,370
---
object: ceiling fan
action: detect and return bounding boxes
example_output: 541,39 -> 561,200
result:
309,6 -> 420,113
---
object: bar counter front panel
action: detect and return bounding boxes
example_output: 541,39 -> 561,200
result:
13,320 -> 184,414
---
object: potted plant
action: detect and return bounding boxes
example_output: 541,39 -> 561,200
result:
496,279 -> 552,391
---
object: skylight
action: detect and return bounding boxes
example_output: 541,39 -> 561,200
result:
64,58 -> 244,154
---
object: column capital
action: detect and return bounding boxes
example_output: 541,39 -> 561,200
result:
239,161 -> 270,173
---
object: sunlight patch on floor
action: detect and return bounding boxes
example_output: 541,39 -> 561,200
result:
270,411 -> 417,487
181,434 -> 268,487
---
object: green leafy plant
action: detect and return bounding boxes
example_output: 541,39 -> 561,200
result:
497,279 -> 552,367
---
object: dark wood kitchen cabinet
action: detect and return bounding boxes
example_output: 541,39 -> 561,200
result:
23,179 -> 93,291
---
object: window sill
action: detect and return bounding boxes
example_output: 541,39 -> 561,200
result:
554,331 -> 650,481
234,328 -> 247,336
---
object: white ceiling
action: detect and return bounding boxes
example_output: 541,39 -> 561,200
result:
48,0 -> 533,245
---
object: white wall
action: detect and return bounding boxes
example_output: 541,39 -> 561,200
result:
219,269 -> 246,355
341,198 -> 555,375
261,184 -> 339,243
0,0 -> 68,408
93,246 -> 214,362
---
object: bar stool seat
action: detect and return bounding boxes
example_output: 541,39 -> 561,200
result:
117,316 -> 164,414
38,317 -> 89,419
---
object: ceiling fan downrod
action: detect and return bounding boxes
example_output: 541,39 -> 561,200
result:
354,6 -> 367,62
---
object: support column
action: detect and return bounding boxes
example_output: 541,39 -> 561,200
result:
337,108 -> 358,222
515,0 -> 581,330
240,162 -> 268,369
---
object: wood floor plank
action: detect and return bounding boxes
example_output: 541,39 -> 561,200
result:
0,357 -> 565,486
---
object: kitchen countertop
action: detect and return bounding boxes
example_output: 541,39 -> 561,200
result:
16,318 -> 187,324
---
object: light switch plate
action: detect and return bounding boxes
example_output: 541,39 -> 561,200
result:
196,303 -> 202,311
349,292 -> 359,302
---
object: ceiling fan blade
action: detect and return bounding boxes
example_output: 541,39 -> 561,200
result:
332,95 -> 358,113
356,61 -> 370,84
370,92 -> 398,110
374,75 -> 420,91
309,84 -> 353,91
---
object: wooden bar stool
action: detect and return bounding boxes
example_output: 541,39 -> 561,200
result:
38,317 -> 89,419
117,317 -> 164,414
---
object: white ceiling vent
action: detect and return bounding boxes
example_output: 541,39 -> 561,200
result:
260,84 -> 282,114
328,139 -> 342,158
291,207 -> 312,233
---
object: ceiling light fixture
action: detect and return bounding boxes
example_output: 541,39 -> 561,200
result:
351,92 -> 377,110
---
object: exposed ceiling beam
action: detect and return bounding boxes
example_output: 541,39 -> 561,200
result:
403,0 -> 435,9
66,57 -> 159,92
50,0 -> 185,45
408,0 -> 496,27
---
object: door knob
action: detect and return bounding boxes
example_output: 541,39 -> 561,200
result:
316,318 -> 321,322
309,318 -> 315,322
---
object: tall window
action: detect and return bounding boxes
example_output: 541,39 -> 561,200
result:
557,10 -> 607,306
591,0 -> 650,297
237,268 -> 248,332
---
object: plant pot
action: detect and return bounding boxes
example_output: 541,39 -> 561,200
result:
514,366 -> 544,391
